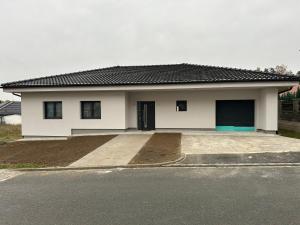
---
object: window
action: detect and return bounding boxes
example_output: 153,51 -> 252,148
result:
176,100 -> 187,112
81,101 -> 101,119
44,102 -> 62,119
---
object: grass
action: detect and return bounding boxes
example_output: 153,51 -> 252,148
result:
0,125 -> 22,142
0,163 -> 45,169
278,129 -> 300,139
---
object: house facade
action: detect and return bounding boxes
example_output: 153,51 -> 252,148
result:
2,64 -> 299,137
0,101 -> 21,125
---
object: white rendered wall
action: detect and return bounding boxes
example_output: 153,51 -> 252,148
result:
127,89 -> 263,129
21,91 -> 127,136
20,88 -> 279,136
259,88 -> 278,131
3,115 -> 22,125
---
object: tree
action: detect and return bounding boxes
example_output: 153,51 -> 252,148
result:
280,92 -> 295,101
263,64 -> 294,75
297,71 -> 300,76
275,64 -> 288,74
255,67 -> 262,72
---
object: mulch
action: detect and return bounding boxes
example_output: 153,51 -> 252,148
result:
129,133 -> 181,164
0,135 -> 116,167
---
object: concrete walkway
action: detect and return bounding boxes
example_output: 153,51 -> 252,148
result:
69,134 -> 152,167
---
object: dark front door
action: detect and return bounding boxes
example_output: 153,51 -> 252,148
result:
137,101 -> 155,130
216,100 -> 255,128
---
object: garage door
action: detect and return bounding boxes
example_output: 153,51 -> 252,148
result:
216,100 -> 255,131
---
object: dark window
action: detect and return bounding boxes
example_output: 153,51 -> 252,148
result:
44,102 -> 62,119
81,101 -> 101,119
176,100 -> 187,111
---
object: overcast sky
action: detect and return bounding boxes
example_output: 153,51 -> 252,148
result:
1,0 -> 300,100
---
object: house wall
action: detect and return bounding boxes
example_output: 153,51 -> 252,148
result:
20,88 -> 279,136
2,115 -> 22,125
259,88 -> 278,131
21,91 -> 127,136
127,88 -> 278,131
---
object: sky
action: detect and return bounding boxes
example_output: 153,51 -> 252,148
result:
1,0 -> 300,100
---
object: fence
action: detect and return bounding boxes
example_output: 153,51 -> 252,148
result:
279,99 -> 300,121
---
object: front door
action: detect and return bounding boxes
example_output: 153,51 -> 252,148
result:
137,101 -> 155,130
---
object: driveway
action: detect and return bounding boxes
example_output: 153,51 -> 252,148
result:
182,133 -> 300,154
69,134 -> 152,167
68,132 -> 300,167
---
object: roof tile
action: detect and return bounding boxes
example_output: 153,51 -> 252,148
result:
1,63 -> 299,88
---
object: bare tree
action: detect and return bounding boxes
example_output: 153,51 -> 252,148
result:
263,64 -> 293,75
255,67 -> 262,72
275,64 -> 288,74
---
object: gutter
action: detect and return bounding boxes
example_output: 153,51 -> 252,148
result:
12,93 -> 21,97
278,86 -> 294,94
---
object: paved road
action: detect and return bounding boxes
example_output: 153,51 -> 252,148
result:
0,167 -> 300,225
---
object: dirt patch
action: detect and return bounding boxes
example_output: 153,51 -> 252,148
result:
129,133 -> 181,164
279,129 -> 300,139
0,135 -> 116,167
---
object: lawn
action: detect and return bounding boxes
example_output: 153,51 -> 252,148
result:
0,125 -> 22,142
278,129 -> 300,139
129,133 -> 182,164
0,135 -> 116,168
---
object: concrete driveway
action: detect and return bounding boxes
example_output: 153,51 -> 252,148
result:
182,133 -> 300,154
69,134 -> 152,167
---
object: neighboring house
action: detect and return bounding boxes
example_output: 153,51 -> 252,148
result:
1,63 -> 299,138
0,101 -> 21,125
289,85 -> 300,94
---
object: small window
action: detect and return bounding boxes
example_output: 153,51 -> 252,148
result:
81,101 -> 101,119
176,100 -> 187,112
44,101 -> 62,119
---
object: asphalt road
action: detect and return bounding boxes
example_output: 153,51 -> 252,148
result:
0,167 -> 300,225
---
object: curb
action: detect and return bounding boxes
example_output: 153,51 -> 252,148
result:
13,154 -> 186,172
167,163 -> 300,167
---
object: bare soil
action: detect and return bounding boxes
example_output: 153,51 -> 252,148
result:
0,135 -> 116,167
129,133 -> 181,164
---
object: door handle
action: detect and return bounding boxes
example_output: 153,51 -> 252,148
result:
144,104 -> 147,128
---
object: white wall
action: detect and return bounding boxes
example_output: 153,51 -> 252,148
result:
3,115 -> 21,125
20,88 -> 279,136
259,88 -> 278,131
128,88 -> 278,131
21,91 -> 127,136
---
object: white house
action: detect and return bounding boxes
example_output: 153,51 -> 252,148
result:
0,101 -> 21,125
1,63 -> 299,138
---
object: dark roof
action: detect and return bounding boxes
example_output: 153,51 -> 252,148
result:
0,101 -> 21,116
1,63 -> 299,88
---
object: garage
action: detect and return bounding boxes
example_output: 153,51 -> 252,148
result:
216,100 -> 255,131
